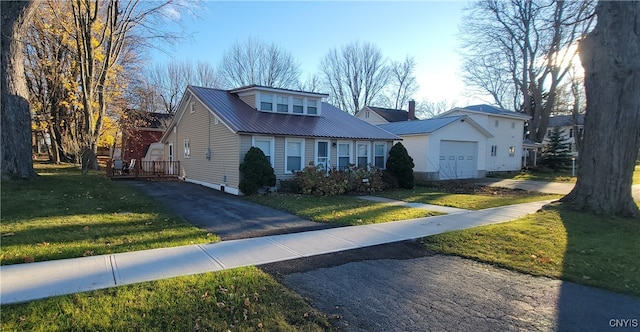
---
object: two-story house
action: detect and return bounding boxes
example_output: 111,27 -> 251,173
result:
160,85 -> 400,195
544,114 -> 585,156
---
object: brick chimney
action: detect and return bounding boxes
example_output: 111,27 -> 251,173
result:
408,100 -> 416,121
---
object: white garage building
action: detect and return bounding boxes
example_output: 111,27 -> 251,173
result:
378,115 -> 492,180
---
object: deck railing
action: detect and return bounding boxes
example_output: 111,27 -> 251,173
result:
138,160 -> 180,176
107,160 -> 180,178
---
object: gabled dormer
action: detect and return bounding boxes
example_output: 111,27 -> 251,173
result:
230,85 -> 329,116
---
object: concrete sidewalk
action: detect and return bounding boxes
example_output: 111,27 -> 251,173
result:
478,178 -> 640,200
0,200 -> 553,305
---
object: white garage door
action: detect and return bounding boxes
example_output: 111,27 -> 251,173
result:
439,141 -> 477,180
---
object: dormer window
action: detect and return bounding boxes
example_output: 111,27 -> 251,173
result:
260,94 -> 273,111
293,98 -> 304,114
277,96 -> 289,113
307,100 -> 318,115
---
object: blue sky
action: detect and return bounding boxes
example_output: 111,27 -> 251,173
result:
152,1 -> 481,106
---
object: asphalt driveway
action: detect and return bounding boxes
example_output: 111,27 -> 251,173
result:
127,180 -> 336,240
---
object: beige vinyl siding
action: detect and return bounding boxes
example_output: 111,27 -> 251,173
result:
174,98 -> 240,188
273,137 -> 285,179
304,139 -> 314,167
239,94 -> 256,108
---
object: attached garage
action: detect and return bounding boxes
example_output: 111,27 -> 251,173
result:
439,140 -> 478,180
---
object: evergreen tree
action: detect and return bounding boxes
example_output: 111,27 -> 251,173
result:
239,147 -> 276,195
386,142 -> 415,189
541,127 -> 573,171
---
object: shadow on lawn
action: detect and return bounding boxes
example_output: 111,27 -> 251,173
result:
555,207 -> 640,330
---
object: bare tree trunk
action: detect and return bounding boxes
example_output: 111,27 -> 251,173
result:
1,1 -> 37,179
561,1 -> 640,218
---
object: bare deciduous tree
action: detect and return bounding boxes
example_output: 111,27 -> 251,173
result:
69,0 -> 192,170
415,98 -> 458,119
561,1 -> 640,218
145,60 -> 221,114
219,37 -> 300,89
379,56 -> 419,110
320,41 -> 390,114
1,0 -> 37,178
460,0 -> 595,142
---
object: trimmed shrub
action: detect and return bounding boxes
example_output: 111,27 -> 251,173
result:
239,147 -> 276,195
346,166 -> 384,193
295,165 -> 349,196
277,178 -> 301,194
386,142 -> 415,189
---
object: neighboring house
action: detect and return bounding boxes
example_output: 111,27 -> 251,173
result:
544,114 -> 585,156
121,110 -> 173,162
379,116 -> 493,180
437,105 -> 530,173
160,85 -> 400,195
355,100 -> 418,124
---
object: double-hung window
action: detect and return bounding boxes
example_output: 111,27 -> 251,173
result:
373,143 -> 386,169
285,139 -> 304,173
356,142 -> 369,168
491,145 -> 497,157
337,142 -> 351,171
508,146 -> 515,157
260,94 -> 273,111
293,98 -> 304,114
183,139 -> 191,158
277,96 -> 289,113
253,137 -> 274,167
307,99 -> 318,115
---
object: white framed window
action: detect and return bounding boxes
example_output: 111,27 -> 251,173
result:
183,139 -> 191,158
374,142 -> 387,169
276,95 -> 289,113
365,111 -> 370,118
214,116 -> 219,125
491,145 -> 497,157
190,102 -> 195,113
285,138 -> 304,173
252,136 -> 275,167
356,142 -> 370,168
260,93 -> 273,112
337,141 -> 352,171
315,140 -> 330,170
307,99 -> 318,115
509,146 -> 515,157
293,98 -> 304,114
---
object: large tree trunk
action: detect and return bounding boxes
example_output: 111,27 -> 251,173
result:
561,1 -> 640,218
1,1 -> 37,179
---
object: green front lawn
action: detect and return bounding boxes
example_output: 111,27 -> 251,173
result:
1,267 -> 331,331
376,186 -> 561,210
422,204 -> 640,297
246,193 -> 440,225
1,164 -> 215,265
492,165 -> 640,185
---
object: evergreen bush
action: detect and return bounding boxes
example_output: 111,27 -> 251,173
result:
239,147 -> 276,195
386,142 -> 415,189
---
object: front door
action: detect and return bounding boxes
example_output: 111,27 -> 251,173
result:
316,140 -> 330,170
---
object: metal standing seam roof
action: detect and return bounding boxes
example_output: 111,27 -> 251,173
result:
377,116 -> 466,135
460,104 -> 530,119
187,86 -> 401,140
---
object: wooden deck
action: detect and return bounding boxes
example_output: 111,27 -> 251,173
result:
107,160 -> 180,180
